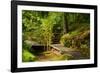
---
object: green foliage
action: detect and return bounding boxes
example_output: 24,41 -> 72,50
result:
22,39 -> 32,51
22,10 -> 90,61
22,50 -> 37,62
60,29 -> 90,58
81,42 -> 90,57
60,34 -> 72,47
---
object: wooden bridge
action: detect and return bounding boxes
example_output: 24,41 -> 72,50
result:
50,44 -> 87,60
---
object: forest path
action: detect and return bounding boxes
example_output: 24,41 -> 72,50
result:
37,55 -> 49,61
51,44 -> 87,60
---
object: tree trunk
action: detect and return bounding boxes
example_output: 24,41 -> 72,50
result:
62,13 -> 69,34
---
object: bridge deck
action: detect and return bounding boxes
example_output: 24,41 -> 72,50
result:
50,44 -> 88,60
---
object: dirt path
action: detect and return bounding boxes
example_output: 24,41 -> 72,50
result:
37,55 -> 49,61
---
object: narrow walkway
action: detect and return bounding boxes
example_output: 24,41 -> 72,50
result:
50,44 -> 87,60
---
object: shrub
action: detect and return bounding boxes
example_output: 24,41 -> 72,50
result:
60,34 -> 72,47
23,41 -> 32,50
22,50 -> 37,62
80,44 -> 90,58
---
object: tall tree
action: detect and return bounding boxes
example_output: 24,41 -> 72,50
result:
62,13 -> 69,34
